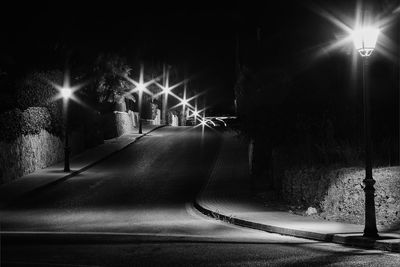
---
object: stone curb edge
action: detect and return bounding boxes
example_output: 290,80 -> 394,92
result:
1,125 -> 166,208
193,200 -> 400,253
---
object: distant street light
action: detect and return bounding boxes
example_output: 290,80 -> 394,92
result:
352,25 -> 380,238
61,85 -> 72,172
137,82 -> 144,134
155,73 -> 186,126
180,98 -> 188,107
124,64 -> 157,134
181,82 -> 188,126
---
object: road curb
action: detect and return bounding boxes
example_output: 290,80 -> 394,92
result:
193,132 -> 400,254
193,200 -> 400,253
1,125 -> 166,208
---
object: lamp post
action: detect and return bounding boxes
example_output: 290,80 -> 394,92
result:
61,86 -> 72,172
180,97 -> 188,126
136,64 -> 147,134
162,69 -> 170,126
137,83 -> 144,134
352,26 -> 380,238
124,64 -> 157,134
181,82 -> 188,126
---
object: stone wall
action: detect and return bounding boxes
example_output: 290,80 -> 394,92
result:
280,166 -> 400,228
171,115 -> 179,126
112,110 -> 139,137
0,129 -> 64,184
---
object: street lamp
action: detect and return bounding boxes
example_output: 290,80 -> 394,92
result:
161,69 -> 171,126
49,72 -> 85,172
124,64 -> 159,134
61,86 -> 72,172
181,82 -> 188,126
352,27 -> 380,57
154,75 -> 186,126
352,25 -> 380,238
137,81 -> 145,134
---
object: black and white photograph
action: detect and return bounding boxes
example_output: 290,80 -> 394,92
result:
2,0 -> 400,266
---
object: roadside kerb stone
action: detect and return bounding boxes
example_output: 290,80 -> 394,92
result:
194,131 -> 400,254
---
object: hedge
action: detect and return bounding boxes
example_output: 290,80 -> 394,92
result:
16,71 -> 62,109
15,70 -> 63,135
0,107 -> 52,142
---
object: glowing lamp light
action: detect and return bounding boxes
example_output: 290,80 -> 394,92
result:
137,83 -> 145,92
352,27 -> 380,57
163,87 -> 171,94
60,87 -> 72,99
193,110 -> 199,117
181,99 -> 188,106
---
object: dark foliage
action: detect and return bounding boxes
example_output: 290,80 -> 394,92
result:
16,71 -> 62,109
15,71 -> 64,136
0,107 -> 52,142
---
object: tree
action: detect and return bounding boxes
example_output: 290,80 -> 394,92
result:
235,66 -> 291,191
92,54 -> 135,113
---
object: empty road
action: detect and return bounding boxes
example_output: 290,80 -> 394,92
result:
2,127 -> 400,266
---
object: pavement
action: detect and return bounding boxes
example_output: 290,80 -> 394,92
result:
195,131 -> 400,254
0,124 -> 164,209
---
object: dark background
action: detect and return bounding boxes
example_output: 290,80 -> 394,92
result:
1,0 -> 399,157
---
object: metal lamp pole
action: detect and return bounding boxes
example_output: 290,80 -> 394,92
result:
61,87 -> 72,172
138,64 -> 145,134
163,68 -> 169,126
138,89 -> 143,134
362,55 -> 378,238
352,26 -> 380,238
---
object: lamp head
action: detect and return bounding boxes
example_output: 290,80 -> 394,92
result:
137,83 -> 145,92
181,99 -> 188,106
163,86 -> 171,94
352,27 -> 380,57
61,87 -> 72,99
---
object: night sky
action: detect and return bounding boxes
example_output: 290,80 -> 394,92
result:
1,1 -> 398,115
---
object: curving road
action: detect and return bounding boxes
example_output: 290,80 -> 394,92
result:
2,126 -> 400,266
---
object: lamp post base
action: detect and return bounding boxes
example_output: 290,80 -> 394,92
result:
363,179 -> 379,238
139,119 -> 143,134
64,146 -> 70,172
363,230 -> 379,238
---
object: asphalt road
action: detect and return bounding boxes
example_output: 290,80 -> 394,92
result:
2,126 -> 400,266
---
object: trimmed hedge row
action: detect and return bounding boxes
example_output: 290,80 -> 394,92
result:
15,70 -> 64,136
0,107 -> 52,142
16,71 -> 62,110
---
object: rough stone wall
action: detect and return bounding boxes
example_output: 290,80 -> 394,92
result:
171,114 -> 179,126
153,109 -> 161,125
129,111 -> 139,127
281,166 -> 400,228
0,129 -> 63,184
150,103 -> 158,120
115,111 -> 134,137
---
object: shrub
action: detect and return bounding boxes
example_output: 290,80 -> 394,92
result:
16,71 -> 62,109
15,70 -> 63,135
21,107 -> 52,135
0,108 -> 23,142
0,107 -> 52,142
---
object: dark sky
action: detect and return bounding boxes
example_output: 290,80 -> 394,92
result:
1,0 -> 395,114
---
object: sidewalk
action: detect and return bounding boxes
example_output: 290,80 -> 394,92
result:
0,125 -> 164,209
195,131 -> 400,253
